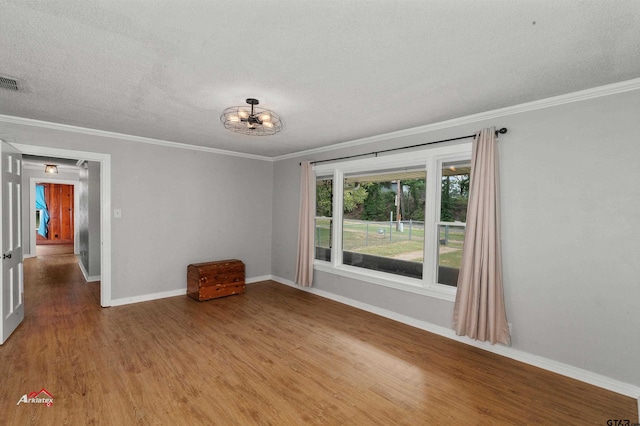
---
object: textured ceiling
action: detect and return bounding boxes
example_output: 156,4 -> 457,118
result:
1,1 -> 639,158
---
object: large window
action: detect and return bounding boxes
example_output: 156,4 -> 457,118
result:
341,169 -> 426,279
313,143 -> 471,300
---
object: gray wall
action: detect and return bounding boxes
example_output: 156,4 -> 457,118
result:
78,161 -> 101,277
271,89 -> 640,388
1,123 -> 274,301
21,166 -> 80,257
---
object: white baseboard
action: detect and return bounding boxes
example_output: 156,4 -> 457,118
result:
110,288 -> 186,307
110,275 -> 270,307
78,259 -> 100,282
270,275 -> 640,404
246,275 -> 272,284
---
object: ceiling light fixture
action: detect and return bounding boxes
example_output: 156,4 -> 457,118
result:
44,164 -> 58,174
220,98 -> 283,136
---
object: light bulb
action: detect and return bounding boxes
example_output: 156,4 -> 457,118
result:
259,113 -> 271,122
263,121 -> 274,128
229,115 -> 240,122
238,109 -> 249,119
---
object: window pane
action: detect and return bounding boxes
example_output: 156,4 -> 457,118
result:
342,169 -> 426,279
438,160 -> 470,286
315,177 -> 332,261
440,160 -> 470,222
437,224 -> 466,286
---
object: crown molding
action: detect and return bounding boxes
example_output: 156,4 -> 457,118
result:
0,114 -> 272,162
2,77 -> 639,163
273,77 -> 640,162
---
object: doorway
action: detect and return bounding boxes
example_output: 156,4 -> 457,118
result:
25,158 -> 101,287
25,174 -> 80,258
13,144 -> 112,307
35,182 -> 75,245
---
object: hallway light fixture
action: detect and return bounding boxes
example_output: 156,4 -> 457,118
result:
220,98 -> 283,136
44,164 -> 58,174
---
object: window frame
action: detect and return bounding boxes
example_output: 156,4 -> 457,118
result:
313,142 -> 472,301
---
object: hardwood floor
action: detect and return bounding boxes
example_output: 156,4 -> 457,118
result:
35,243 -> 74,257
0,253 -> 636,425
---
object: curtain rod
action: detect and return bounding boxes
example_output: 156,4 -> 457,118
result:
300,127 -> 507,166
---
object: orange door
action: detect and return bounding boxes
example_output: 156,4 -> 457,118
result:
36,183 -> 74,244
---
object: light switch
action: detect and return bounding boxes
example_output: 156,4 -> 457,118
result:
113,209 -> 122,218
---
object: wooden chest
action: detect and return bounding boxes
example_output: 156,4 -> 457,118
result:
187,259 -> 245,301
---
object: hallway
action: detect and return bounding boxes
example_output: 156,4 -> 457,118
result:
29,243 -> 99,307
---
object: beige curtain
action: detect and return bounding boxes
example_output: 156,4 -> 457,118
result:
295,161 -> 315,287
453,127 -> 510,345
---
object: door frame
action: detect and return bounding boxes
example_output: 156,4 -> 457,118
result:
12,144 -> 112,307
28,179 -> 79,257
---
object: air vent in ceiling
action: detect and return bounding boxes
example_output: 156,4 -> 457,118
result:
0,76 -> 20,91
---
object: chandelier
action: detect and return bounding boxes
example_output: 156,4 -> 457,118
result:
220,98 -> 283,136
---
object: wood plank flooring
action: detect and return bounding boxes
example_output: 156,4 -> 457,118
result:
35,243 -> 74,257
0,252 -> 636,425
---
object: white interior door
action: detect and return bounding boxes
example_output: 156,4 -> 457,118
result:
1,140 -> 24,344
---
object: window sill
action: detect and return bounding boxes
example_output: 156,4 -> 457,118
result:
314,261 -> 457,302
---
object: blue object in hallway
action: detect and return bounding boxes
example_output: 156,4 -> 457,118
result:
36,184 -> 50,238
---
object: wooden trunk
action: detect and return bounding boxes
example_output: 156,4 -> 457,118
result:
187,259 -> 245,301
